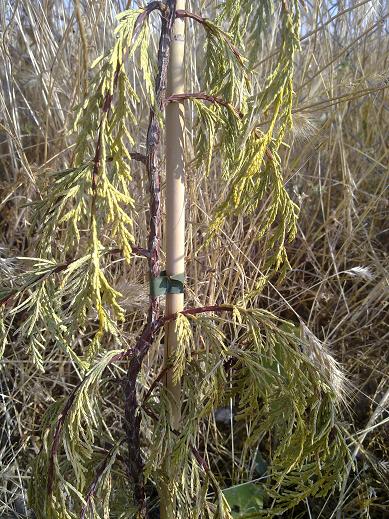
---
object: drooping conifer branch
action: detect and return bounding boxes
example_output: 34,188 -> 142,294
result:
90,2 -> 160,205
133,1 -> 165,40
0,246 -> 149,307
44,303 -> 236,499
90,0 -> 157,195
91,65 -> 120,195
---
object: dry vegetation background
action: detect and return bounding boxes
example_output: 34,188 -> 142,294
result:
0,0 -> 388,518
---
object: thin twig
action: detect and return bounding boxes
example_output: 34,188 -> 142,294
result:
0,247 -> 149,307
166,92 -> 243,118
175,9 -> 244,65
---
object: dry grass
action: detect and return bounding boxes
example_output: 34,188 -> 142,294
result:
0,1 -> 388,517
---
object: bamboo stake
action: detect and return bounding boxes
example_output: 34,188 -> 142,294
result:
158,2 -> 185,516
164,0 -> 186,430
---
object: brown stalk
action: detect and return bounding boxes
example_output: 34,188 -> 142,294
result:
123,1 -> 177,516
80,441 -> 125,519
166,92 -> 243,118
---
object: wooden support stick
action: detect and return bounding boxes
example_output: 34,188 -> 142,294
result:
164,0 -> 186,431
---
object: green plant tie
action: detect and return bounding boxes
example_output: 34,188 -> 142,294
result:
150,271 -> 185,297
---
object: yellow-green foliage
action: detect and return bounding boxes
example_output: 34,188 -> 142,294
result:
149,307 -> 348,517
173,313 -> 194,385
29,307 -> 348,517
2,8 -> 154,365
192,1 -> 301,276
29,349 -> 125,519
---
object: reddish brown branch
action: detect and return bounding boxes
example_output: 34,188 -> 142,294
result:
169,303 -> 234,321
133,2 -> 165,42
175,9 -> 205,24
91,123 -> 103,194
141,363 -> 172,407
80,442 -> 123,519
47,385 -> 80,495
175,9 -> 244,65
120,305 -> 235,366
129,152 -> 147,165
166,92 -> 243,118
123,1 -> 178,516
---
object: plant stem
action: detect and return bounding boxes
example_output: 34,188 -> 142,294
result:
123,1 -> 177,516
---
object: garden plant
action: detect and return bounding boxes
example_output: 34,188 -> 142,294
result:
1,1 -> 387,518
